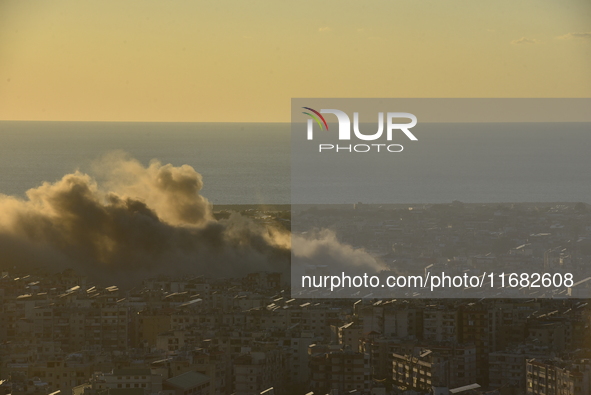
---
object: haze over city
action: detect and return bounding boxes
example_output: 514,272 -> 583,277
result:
1,2 -> 591,395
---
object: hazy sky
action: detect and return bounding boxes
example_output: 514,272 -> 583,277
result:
1,0 -> 590,122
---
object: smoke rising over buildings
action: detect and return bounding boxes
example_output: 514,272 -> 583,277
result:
0,152 -> 383,284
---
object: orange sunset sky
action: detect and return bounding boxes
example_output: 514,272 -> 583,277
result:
1,0 -> 590,122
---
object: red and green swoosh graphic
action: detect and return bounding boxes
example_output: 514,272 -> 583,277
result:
302,107 -> 329,131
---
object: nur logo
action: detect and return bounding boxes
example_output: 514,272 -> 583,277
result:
302,107 -> 417,152
302,108 -> 418,141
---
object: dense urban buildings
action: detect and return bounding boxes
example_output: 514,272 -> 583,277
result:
1,202 -> 591,395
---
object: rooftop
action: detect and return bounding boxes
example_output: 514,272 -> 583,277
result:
165,371 -> 210,390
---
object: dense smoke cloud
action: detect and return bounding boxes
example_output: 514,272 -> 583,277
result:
0,153 -> 383,285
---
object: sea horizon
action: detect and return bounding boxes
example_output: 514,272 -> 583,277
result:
1,120 -> 590,205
